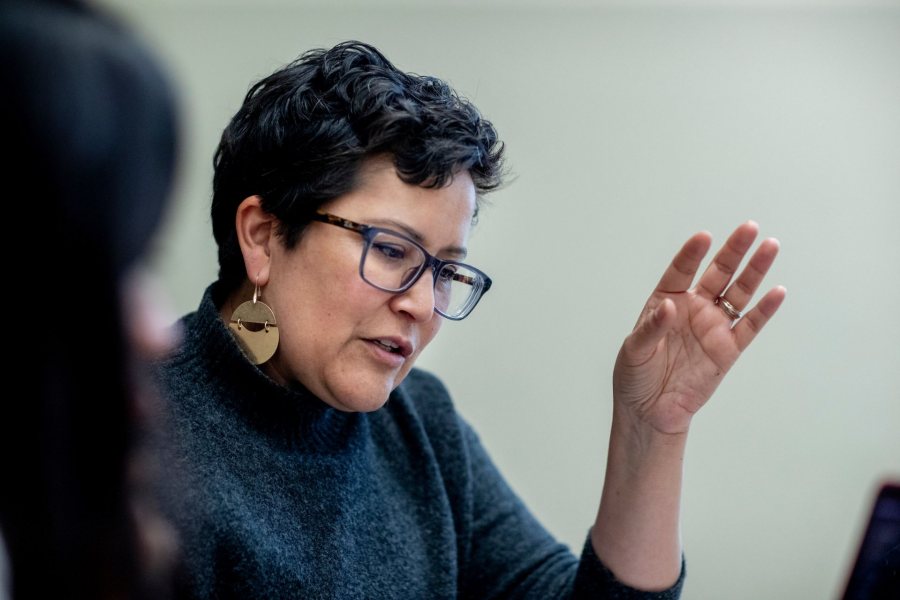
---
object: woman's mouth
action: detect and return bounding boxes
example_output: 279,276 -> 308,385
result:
366,337 -> 413,359
373,339 -> 401,353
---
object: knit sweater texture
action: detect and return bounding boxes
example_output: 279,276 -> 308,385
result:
155,284 -> 685,599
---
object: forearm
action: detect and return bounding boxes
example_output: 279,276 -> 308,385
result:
590,405 -> 687,591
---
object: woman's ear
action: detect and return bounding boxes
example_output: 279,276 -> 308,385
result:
234,195 -> 276,286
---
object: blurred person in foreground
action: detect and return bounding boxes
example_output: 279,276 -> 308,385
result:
0,0 -> 181,597
154,40 -> 786,599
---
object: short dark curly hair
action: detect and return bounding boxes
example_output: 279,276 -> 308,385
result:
211,40 -> 505,292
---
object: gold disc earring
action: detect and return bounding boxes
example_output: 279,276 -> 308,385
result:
228,280 -> 279,365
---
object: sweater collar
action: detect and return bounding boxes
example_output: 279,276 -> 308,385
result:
178,282 -> 360,451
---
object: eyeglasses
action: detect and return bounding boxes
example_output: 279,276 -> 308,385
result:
310,212 -> 492,320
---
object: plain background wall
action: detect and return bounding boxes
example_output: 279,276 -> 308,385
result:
98,1 -> 900,598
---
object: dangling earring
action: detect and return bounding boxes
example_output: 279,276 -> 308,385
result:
228,277 -> 279,365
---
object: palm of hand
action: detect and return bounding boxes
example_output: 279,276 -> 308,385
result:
613,222 -> 786,435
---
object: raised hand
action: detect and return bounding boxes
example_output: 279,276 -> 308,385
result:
612,221 -> 786,435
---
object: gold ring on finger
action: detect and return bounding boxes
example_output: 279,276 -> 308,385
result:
715,296 -> 742,320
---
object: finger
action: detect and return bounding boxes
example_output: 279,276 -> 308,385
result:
624,298 -> 677,361
696,221 -> 759,300
655,232 -> 713,293
733,285 -> 787,352
719,238 -> 780,312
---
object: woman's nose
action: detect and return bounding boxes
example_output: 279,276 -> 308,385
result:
389,268 -> 436,322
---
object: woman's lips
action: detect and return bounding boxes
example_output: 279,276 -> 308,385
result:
364,336 -> 413,367
368,336 -> 413,357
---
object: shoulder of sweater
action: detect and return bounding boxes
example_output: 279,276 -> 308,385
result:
400,367 -> 450,399
380,368 -> 480,476
387,367 -> 463,431
151,309 -> 203,376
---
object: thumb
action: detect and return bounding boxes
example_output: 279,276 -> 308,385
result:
623,299 -> 676,361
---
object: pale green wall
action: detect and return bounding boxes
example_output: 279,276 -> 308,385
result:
99,2 -> 900,598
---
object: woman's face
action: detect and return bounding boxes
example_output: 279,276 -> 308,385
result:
262,159 -> 477,412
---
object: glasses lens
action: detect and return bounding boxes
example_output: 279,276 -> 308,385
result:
361,229 -> 488,320
433,263 -> 486,320
362,230 -> 427,291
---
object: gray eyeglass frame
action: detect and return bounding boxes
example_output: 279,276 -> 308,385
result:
310,211 -> 492,320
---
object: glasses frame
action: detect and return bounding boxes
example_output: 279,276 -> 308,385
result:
310,212 -> 492,320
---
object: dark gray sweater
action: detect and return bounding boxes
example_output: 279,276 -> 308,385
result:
155,284 -> 684,599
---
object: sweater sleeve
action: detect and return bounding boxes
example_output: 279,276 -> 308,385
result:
572,535 -> 685,600
456,416 -> 684,599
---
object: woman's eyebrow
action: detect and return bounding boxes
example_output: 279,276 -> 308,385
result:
370,218 -> 468,259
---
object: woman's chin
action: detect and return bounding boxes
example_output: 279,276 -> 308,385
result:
329,391 -> 391,413
319,378 -> 397,413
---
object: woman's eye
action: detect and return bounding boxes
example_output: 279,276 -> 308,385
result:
373,243 -> 406,260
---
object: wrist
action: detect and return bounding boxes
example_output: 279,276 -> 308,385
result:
608,406 -> 689,475
594,406 -> 687,589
